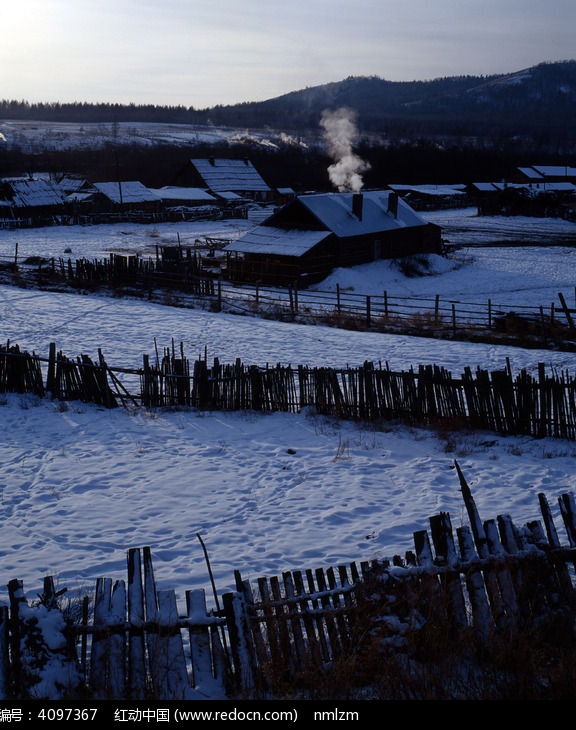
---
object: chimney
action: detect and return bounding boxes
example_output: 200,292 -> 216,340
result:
387,191 -> 398,218
352,192 -> 363,221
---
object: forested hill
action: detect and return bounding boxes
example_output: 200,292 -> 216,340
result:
2,60 -> 575,145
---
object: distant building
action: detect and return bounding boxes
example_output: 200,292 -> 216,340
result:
388,184 -> 469,210
224,190 -> 442,286
516,165 -> 576,184
176,158 -> 274,202
0,177 -> 66,224
67,181 -> 163,216
91,181 -> 161,209
469,171 -> 576,217
150,186 -> 219,208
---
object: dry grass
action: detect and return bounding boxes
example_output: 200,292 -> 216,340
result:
243,562 -> 576,701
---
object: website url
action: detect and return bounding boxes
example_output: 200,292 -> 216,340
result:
174,709 -> 298,722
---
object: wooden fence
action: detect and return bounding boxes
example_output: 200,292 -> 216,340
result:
230,463 -> 576,698
5,252 -> 576,346
2,464 -> 576,700
2,341 -> 576,441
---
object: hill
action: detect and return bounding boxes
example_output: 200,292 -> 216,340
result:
205,60 -> 576,142
2,60 -> 576,150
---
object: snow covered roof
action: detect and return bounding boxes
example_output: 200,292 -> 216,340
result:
471,182 -> 498,192
92,181 -> 161,204
389,184 -> 466,196
537,182 -> 576,192
296,190 -> 429,237
151,186 -> 217,202
491,181 -> 576,193
8,179 -> 65,208
225,227 -> 331,256
57,176 -> 86,193
532,165 -> 576,178
517,167 -> 544,180
213,191 -> 245,201
189,158 -> 271,193
65,192 -> 95,203
491,182 -> 529,190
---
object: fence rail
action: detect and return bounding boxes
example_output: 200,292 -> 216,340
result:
4,252 -> 576,347
2,465 -> 576,700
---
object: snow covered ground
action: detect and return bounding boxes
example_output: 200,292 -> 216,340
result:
1,207 -> 576,613
0,119 -> 308,153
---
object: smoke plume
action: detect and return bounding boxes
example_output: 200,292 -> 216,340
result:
320,107 -> 370,193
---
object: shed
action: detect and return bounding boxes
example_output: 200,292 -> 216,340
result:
224,190 -> 442,286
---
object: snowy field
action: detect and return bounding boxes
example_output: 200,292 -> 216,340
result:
1,207 -> 576,611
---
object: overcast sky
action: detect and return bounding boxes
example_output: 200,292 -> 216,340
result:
3,0 -> 575,109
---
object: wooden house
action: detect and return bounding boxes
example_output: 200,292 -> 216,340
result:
516,165 -> 576,184
470,178 -> 576,217
0,177 -> 66,224
149,186 -> 219,209
91,181 -> 162,211
176,158 -> 274,202
388,183 -> 469,210
70,181 -> 162,216
224,190 -> 442,286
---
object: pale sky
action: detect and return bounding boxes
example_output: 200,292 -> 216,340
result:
2,0 -> 575,109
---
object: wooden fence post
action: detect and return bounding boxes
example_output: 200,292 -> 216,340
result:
0,607 -> 9,699
558,292 -> 575,330
558,492 -> 576,547
429,512 -> 468,628
186,589 -> 228,698
222,592 -> 257,697
90,577 -> 127,700
127,548 -> 147,699
457,526 -> 493,641
46,342 -> 56,395
155,590 -> 190,700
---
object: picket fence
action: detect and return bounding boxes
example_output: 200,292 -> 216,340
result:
2,463 -> 576,700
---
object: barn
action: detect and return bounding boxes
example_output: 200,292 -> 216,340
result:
224,190 -> 442,286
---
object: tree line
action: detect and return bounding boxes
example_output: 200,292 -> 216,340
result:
0,136 -> 561,193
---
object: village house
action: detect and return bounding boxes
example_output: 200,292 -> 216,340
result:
66,180 -> 163,219
387,183 -> 470,210
175,158 -> 275,203
224,190 -> 443,286
514,165 -> 576,184
469,179 -> 576,218
0,177 -> 66,226
149,186 -> 218,209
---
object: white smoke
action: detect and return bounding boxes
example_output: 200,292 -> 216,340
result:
320,107 -> 370,193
